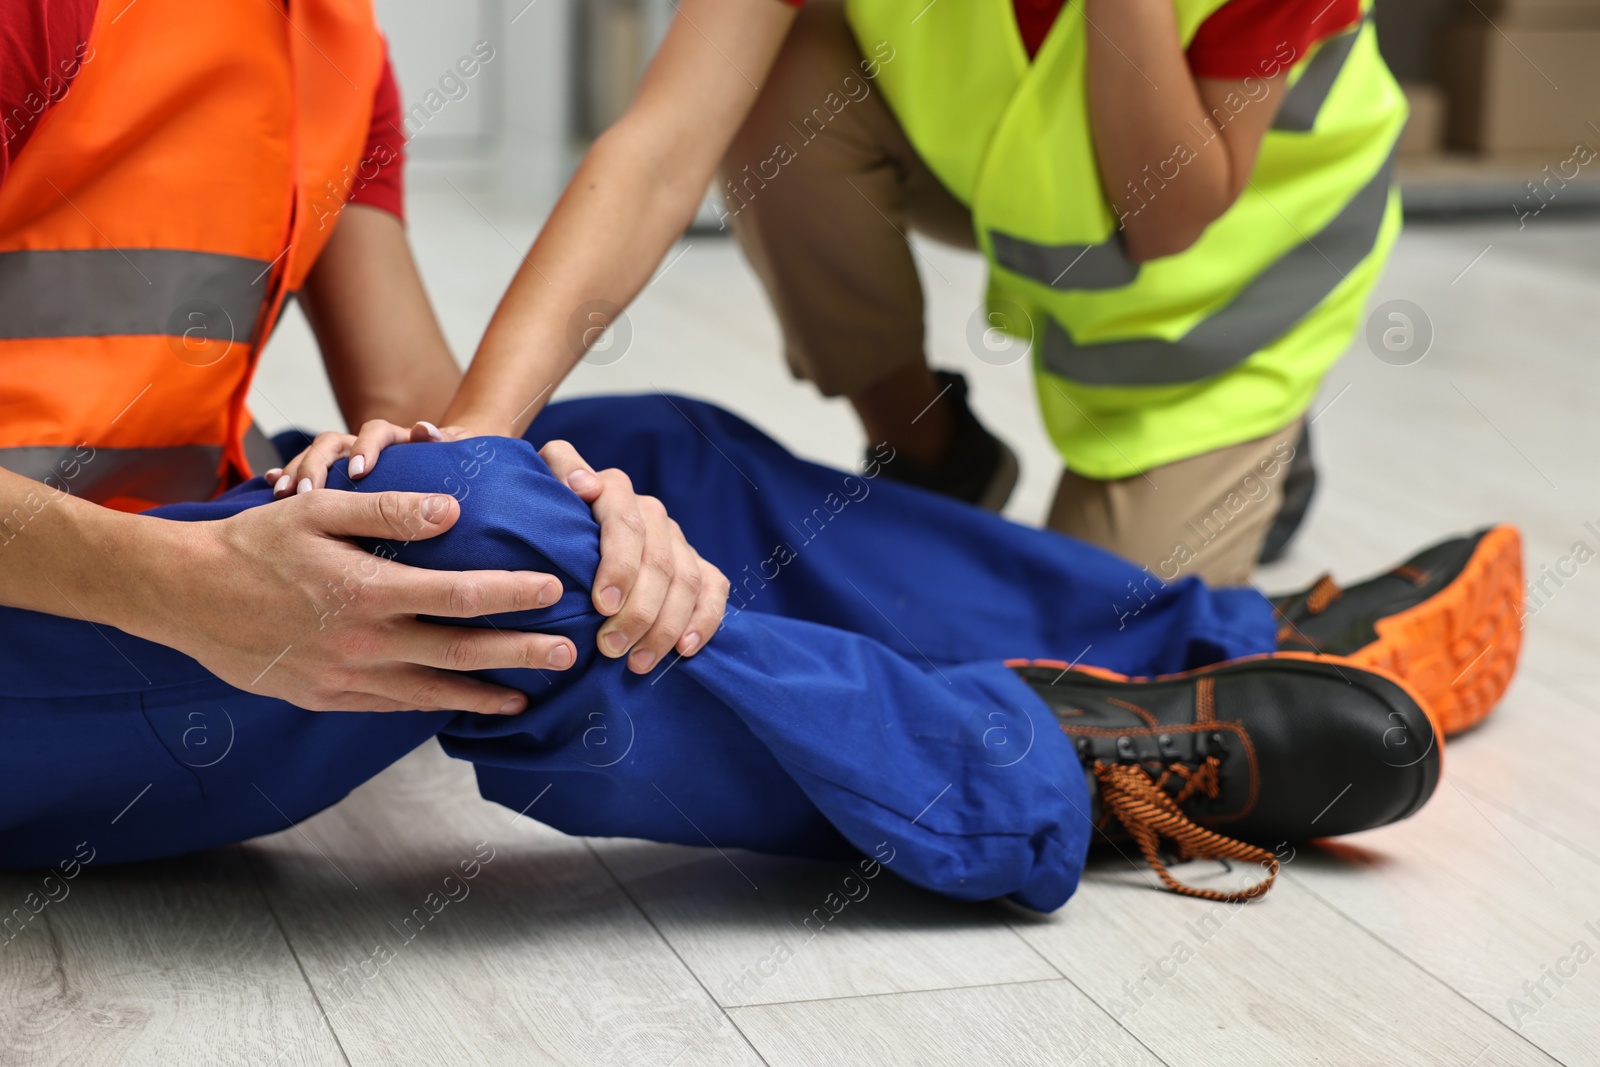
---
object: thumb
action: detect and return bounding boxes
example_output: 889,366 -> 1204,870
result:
304,490 -> 460,544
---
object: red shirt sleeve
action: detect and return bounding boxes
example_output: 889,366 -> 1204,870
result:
1,0 -> 99,191
1013,0 -> 1362,74
346,49 -> 407,221
1186,0 -> 1364,80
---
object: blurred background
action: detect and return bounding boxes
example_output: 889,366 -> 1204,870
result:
255,0 -> 1600,590
366,0 -> 1600,210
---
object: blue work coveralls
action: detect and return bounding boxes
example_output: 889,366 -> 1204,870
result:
0,395 -> 1276,912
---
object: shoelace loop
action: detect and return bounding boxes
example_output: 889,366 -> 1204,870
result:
1305,574 -> 1341,615
1094,759 -> 1279,903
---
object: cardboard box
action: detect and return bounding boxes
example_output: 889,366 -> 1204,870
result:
1440,22 -> 1600,153
1398,82 -> 1447,156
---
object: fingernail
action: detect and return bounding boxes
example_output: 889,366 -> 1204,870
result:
681,632 -> 702,655
296,478 -> 313,495
349,454 -> 366,477
537,581 -> 560,607
274,474 -> 292,494
603,630 -> 629,656
498,696 -> 525,715
598,586 -> 622,613
567,468 -> 599,493
264,468 -> 283,482
548,644 -> 573,669
419,421 -> 445,442
421,494 -> 451,523
629,649 -> 656,673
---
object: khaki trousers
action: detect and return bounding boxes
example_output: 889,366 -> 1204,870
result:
723,0 -> 1299,585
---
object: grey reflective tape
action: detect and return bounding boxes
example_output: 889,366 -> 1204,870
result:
0,444 -> 224,505
1040,149 -> 1397,387
989,230 -> 1140,291
0,248 -> 270,341
242,423 -> 284,477
1272,17 -> 1366,133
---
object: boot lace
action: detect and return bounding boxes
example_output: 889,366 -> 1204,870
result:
1094,758 -> 1279,903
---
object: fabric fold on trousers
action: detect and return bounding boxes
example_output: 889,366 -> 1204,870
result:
0,394 -> 1279,916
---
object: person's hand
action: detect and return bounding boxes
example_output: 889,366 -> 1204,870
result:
264,419 -> 454,498
266,419 -> 729,672
135,490 -> 576,714
539,440 -> 730,674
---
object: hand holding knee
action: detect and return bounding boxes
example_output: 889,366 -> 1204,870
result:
539,440 -> 729,672
135,489 -> 577,715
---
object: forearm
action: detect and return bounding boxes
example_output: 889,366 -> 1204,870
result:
0,469 -> 182,633
445,119 -> 707,436
1085,0 -> 1261,260
445,0 -> 794,436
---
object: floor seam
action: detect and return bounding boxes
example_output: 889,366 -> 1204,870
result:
1284,869 -> 1567,1067
238,843 -> 357,1067
583,840 -> 775,1067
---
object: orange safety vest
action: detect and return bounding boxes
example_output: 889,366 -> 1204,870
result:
0,0 -> 384,512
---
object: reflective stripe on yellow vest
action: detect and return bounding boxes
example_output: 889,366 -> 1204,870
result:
0,0 -> 383,511
846,0 -> 1406,479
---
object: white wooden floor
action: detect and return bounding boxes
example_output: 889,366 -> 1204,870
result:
5,178 -> 1599,1066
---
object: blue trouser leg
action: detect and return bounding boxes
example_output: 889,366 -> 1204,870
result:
0,396 -> 1275,912
526,395 -> 1277,674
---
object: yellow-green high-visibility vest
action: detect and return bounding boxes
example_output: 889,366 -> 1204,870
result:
846,0 -> 1406,479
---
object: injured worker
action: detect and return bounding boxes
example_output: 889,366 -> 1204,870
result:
0,0 -> 1523,910
0,388 -> 1522,906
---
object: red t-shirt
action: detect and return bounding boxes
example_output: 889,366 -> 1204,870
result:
802,0 -> 1363,76
0,0 -> 407,218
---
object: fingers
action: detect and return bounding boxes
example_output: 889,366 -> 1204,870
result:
356,664 -> 534,716
595,494 -> 681,669
679,555 -> 730,658
623,519 -> 702,673
586,469 -> 646,621
539,439 -> 603,501
383,565 -> 566,620
300,488 -> 461,543
274,431 -> 355,498
347,420 -> 424,480
384,619 -> 576,674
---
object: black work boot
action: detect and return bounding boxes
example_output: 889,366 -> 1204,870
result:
1271,525 -> 1523,735
870,370 -> 1018,512
1010,653 -> 1442,902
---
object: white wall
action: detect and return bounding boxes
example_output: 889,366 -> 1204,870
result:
373,0 -> 577,208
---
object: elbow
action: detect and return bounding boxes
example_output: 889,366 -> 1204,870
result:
1118,190 -> 1236,263
1121,224 -> 1208,264
593,115 -> 714,229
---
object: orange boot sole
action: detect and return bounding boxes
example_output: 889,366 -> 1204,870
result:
1342,524 -> 1523,735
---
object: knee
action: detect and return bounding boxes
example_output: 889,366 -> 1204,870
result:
346,438 -> 600,590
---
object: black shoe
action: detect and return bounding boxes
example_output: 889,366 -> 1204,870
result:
870,370 -> 1018,512
1258,422 -> 1316,564
1271,525 -> 1523,735
1010,653 -> 1441,902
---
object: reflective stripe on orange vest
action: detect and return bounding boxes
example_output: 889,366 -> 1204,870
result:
0,0 -> 383,512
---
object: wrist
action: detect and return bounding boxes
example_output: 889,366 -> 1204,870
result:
71,505 -> 211,641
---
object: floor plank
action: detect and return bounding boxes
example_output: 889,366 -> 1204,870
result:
591,839 -> 1058,1007
244,742 -> 764,1067
1010,864 -> 1557,1067
0,850 -> 342,1067
1284,780 -> 1600,1067
731,979 -> 1164,1067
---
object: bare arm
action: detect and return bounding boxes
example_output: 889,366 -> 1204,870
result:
298,203 -> 464,428
1084,0 -> 1288,262
283,196 -> 734,675
0,467 -> 574,714
441,0 -> 797,436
